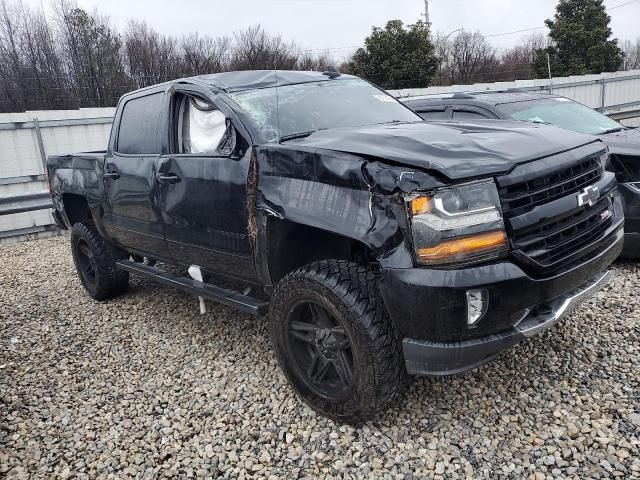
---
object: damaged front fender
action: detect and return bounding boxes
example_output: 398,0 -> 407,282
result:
253,145 -> 442,280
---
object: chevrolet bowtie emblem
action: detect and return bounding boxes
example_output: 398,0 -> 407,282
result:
577,185 -> 600,207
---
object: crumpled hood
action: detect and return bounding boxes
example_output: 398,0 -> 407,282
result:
600,127 -> 640,157
297,120 -> 601,180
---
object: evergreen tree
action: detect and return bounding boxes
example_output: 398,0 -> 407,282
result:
534,0 -> 624,77
348,20 -> 438,89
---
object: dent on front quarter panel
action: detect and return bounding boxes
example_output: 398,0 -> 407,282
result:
253,145 -> 443,268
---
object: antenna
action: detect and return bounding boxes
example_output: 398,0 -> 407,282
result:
274,63 -> 281,142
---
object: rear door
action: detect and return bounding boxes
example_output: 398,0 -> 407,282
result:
102,89 -> 171,260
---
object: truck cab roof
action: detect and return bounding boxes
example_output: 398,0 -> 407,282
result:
194,70 -> 358,93
117,70 -> 359,102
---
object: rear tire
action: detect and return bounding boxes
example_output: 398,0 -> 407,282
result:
71,221 -> 129,300
269,260 -> 407,424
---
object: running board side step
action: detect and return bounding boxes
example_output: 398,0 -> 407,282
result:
115,260 -> 268,316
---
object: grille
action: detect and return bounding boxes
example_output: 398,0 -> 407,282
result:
511,198 -> 612,268
500,155 -> 612,275
500,157 -> 603,217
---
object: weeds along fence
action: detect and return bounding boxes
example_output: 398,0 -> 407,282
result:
1,70 -> 639,242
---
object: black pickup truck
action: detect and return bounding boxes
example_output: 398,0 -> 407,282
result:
48,70 -> 623,423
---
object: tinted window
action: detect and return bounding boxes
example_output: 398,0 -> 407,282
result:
452,110 -> 488,119
498,98 -> 623,135
417,110 -> 446,120
117,92 -> 163,154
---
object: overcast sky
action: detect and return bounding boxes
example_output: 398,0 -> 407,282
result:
34,0 -> 640,56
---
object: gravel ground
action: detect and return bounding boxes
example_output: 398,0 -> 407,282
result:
1,235 -> 639,480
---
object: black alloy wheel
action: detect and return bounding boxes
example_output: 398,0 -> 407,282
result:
286,300 -> 355,399
269,260 -> 407,423
75,237 -> 98,287
70,220 -> 129,300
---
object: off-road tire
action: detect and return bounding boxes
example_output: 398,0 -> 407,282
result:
70,220 -> 129,300
269,260 -> 407,424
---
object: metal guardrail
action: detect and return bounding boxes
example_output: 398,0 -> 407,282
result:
0,116 -> 113,131
0,190 -> 53,216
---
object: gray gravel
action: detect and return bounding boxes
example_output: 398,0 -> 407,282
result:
1,235 -> 639,479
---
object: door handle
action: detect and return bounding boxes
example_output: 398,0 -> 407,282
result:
156,173 -> 181,184
104,171 -> 120,180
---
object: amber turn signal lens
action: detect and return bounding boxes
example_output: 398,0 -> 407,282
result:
410,196 -> 431,216
416,230 -> 507,263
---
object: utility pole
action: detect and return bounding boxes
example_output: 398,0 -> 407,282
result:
423,0 -> 431,40
424,0 -> 431,29
424,0 -> 430,27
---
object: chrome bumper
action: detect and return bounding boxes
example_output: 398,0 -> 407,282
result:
516,270 -> 611,338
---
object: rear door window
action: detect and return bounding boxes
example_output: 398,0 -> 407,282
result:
117,92 -> 164,154
417,109 -> 447,120
452,109 -> 490,120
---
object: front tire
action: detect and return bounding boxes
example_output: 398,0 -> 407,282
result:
269,260 -> 407,423
70,221 -> 129,300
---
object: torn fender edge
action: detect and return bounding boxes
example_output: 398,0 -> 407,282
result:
253,145 -> 441,273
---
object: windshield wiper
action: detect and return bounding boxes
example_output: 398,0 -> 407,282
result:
372,120 -> 408,126
600,127 -> 624,134
527,119 -> 553,126
279,131 -> 316,143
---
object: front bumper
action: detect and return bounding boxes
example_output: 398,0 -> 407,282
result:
402,270 -> 610,375
380,222 -> 623,376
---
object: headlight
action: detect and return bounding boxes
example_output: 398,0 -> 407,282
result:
407,179 -> 508,266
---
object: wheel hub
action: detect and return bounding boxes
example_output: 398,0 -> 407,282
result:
315,328 -> 339,358
286,301 -> 355,396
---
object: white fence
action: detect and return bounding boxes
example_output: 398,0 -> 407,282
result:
1,70 -> 640,241
0,108 -> 114,242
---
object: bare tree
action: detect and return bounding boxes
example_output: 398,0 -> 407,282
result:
125,21 -> 182,88
498,33 -> 548,81
56,1 -> 128,107
621,38 -> 640,70
0,0 -> 27,111
0,0 -> 70,111
297,50 -> 335,71
180,32 -> 231,76
230,24 -> 299,70
444,30 -> 498,84
432,31 -> 454,85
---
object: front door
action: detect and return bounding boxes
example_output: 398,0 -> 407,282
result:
102,90 -> 171,260
158,93 -> 256,281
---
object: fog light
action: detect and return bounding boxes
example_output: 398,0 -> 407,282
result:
466,289 -> 488,326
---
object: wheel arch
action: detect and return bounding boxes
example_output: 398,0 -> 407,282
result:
62,193 -> 92,227
264,217 -> 376,284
